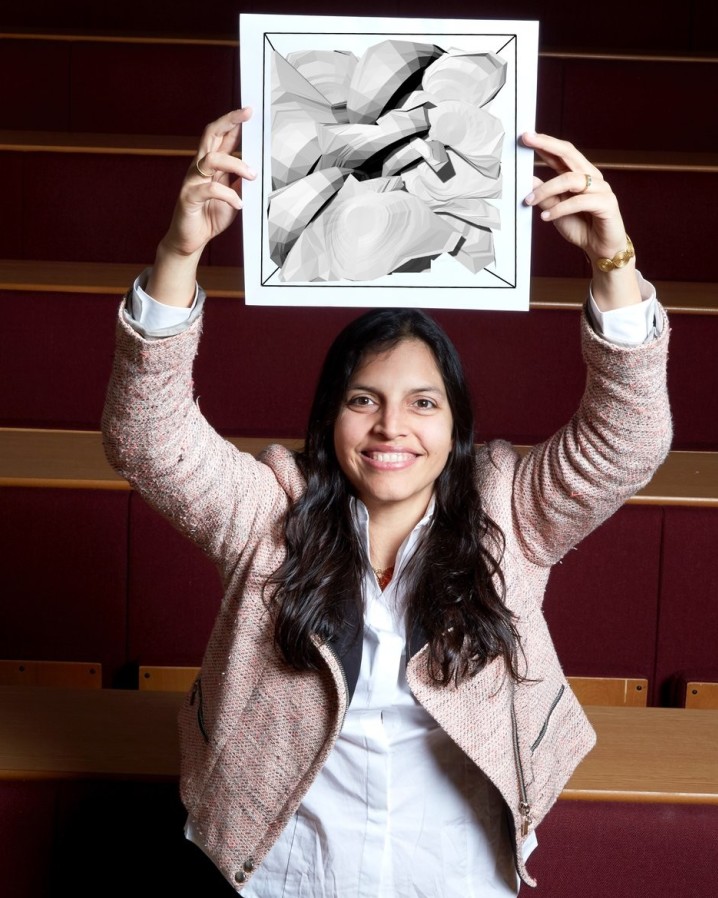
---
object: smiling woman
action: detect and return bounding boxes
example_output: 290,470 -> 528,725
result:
334,338 -> 454,524
267,306 -> 515,698
101,109 -> 672,896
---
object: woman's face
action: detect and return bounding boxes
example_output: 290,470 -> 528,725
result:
333,338 -> 454,524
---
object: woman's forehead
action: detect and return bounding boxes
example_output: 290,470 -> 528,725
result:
350,339 -> 444,385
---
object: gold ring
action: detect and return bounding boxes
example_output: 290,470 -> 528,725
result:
582,173 -> 592,193
195,158 -> 212,178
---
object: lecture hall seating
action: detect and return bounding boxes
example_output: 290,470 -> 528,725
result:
0,2 -> 716,895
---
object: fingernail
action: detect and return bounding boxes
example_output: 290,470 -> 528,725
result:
540,210 -> 551,221
525,192 -> 535,205
247,168 -> 257,178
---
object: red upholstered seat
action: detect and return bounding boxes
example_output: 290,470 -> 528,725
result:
127,494 -> 222,669
0,487 -> 128,686
655,507 -> 718,705
530,800 -> 718,897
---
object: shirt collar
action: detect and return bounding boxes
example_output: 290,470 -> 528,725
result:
350,495 -> 435,564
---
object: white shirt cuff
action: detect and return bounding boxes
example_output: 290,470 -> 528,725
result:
587,271 -> 660,345
130,274 -> 198,330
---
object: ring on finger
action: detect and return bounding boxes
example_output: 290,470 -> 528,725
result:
580,173 -> 592,193
195,158 -> 212,178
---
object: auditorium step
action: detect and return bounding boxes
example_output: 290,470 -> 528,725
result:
2,259 -> 716,312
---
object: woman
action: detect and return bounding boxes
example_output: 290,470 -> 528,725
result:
102,109 -> 671,895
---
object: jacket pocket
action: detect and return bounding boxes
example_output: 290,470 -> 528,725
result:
530,684 -> 565,753
189,676 -> 210,744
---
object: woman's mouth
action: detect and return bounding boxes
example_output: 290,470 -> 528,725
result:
364,450 -> 415,463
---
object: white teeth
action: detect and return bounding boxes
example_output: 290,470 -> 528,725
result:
368,452 -> 412,462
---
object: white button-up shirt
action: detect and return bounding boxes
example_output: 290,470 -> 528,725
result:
228,498 -> 534,898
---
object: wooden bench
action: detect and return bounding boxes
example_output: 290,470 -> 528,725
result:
0,683 -> 716,897
1,685 -> 716,802
2,428 -> 717,506
1,259 -> 717,314
139,666 -> 651,708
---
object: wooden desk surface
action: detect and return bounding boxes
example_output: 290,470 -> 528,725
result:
0,686 -> 181,780
1,687 -> 717,803
563,706 -> 718,804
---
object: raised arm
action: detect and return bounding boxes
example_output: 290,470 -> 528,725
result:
493,135 -> 671,567
521,131 -> 641,312
102,110 -> 300,576
147,107 -> 256,306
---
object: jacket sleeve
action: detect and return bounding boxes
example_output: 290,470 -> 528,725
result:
503,302 -> 672,568
101,299 -> 292,576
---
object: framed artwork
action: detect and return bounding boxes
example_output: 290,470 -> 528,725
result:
240,14 -> 538,310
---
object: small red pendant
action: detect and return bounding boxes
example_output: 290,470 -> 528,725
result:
376,567 -> 394,591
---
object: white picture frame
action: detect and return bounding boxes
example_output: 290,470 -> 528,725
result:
240,14 -> 538,310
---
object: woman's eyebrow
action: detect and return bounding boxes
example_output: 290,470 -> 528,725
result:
347,383 -> 446,395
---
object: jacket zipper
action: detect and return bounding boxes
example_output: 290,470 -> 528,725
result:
530,684 -> 566,753
510,701 -> 533,837
322,640 -> 350,729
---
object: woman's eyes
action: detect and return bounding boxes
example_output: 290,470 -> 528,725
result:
347,395 -> 376,408
346,395 -> 438,410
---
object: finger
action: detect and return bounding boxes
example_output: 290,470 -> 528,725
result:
537,191 -> 619,224
526,170 -> 607,207
182,179 -> 244,212
189,151 -> 256,184
524,176 -> 560,211
192,156 -> 213,180
199,107 -> 252,147
521,131 -> 602,179
197,107 -> 253,166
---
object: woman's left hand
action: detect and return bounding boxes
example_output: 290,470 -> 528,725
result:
521,132 -> 641,309
520,132 -> 628,267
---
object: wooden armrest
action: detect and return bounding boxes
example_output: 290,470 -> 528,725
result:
138,665 -> 200,692
685,682 -> 718,710
0,660 -> 102,689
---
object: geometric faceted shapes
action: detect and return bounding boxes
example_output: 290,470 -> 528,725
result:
267,167 -> 348,265
381,138 -> 428,177
431,196 -> 501,230
316,106 -> 429,171
285,49 -> 358,108
427,100 -> 504,177
422,50 -> 507,108
356,175 -> 405,193
346,40 -> 444,124
442,218 -> 495,273
278,216 -> 333,283
402,149 -> 502,204
272,50 -> 335,120
280,184 -> 462,282
270,113 -> 323,190
420,139 -> 452,175
382,136 -> 451,178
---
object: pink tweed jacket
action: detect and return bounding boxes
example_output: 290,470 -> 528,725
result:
102,301 -> 671,893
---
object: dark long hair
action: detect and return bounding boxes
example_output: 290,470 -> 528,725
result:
266,308 -> 521,685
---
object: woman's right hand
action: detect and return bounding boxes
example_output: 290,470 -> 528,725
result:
148,108 -> 256,306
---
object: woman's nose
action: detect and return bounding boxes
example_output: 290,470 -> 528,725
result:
373,404 -> 407,438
